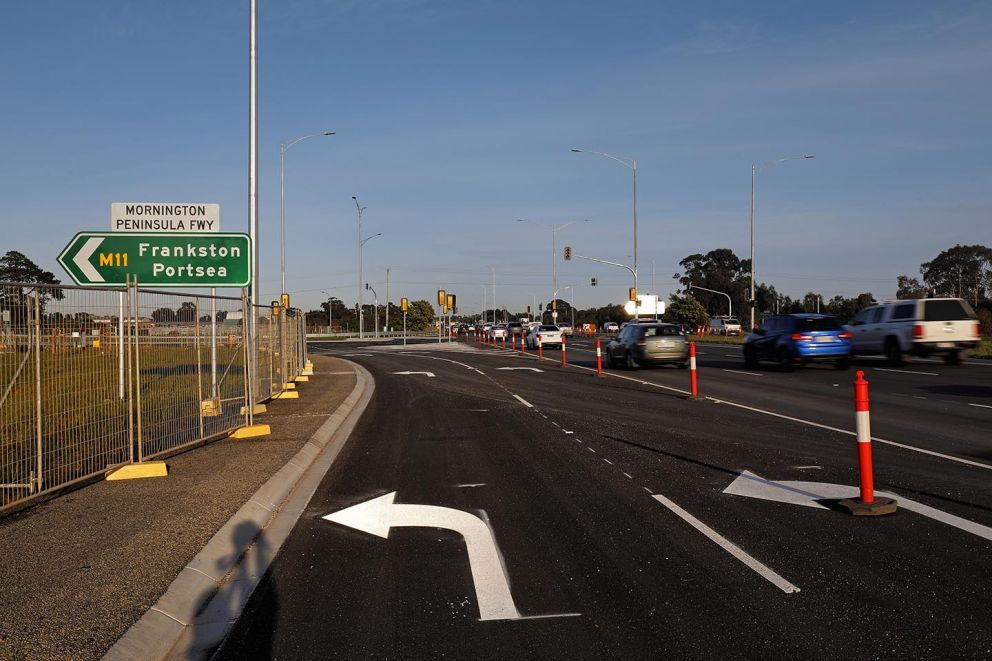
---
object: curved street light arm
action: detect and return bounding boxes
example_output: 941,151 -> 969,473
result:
283,131 -> 336,152
360,232 -> 382,247
571,148 -> 635,170
686,283 -> 732,318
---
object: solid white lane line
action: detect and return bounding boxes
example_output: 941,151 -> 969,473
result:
969,403 -> 992,410
652,493 -> 799,595
873,367 -> 939,376
708,397 -> 992,472
512,394 -> 533,408
722,369 -> 763,377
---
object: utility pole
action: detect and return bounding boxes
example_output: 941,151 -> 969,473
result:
385,267 -> 390,332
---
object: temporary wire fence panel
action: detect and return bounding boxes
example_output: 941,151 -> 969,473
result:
0,281 -> 306,514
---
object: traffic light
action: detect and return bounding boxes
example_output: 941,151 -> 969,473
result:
447,294 -> 455,311
564,246 -> 572,261
437,289 -> 446,306
527,305 -> 531,314
591,277 -> 597,286
281,293 -> 290,309
271,300 -> 280,317
552,300 -> 557,311
401,297 -> 409,312
629,287 -> 637,302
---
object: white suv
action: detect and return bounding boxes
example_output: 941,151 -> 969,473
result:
847,298 -> 980,365
709,317 -> 742,336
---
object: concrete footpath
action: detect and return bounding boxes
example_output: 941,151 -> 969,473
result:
0,354 -> 372,661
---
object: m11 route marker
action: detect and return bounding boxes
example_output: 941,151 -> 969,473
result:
57,232 -> 251,287
324,492 -> 522,621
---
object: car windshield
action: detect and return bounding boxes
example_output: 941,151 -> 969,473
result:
539,325 -> 558,331
923,299 -> 977,321
726,318 -> 740,325
643,325 -> 681,336
793,317 -> 841,331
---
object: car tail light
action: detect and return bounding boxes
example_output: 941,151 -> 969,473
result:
838,331 -> 852,339
636,338 -> 646,346
975,322 -> 982,339
914,324 -> 924,339
790,333 -> 812,341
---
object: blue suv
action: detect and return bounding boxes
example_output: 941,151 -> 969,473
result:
743,314 -> 852,370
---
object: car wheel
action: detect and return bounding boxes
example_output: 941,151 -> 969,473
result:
944,351 -> 961,365
835,358 -> 850,370
607,352 -> 618,369
677,361 -> 688,369
885,338 -> 903,366
743,346 -> 758,369
777,347 -> 794,372
625,351 -> 637,370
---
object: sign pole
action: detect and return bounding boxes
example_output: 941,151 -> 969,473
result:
118,291 -> 125,400
403,311 -> 407,346
211,288 -> 218,398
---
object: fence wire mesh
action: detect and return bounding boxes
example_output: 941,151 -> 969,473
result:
0,281 -> 304,513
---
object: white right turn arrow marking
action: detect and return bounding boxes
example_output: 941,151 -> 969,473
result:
74,237 -> 105,282
324,492 -> 521,620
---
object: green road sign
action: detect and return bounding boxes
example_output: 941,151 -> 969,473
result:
58,232 -> 251,287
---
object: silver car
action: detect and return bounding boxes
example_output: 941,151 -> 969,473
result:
605,322 -> 689,369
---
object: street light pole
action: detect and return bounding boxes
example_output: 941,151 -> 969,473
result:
366,283 -> 379,339
353,196 -> 366,339
571,148 -> 638,312
750,154 -> 815,330
280,131 -> 334,296
321,290 -> 333,335
516,218 -> 590,324
491,267 -> 496,324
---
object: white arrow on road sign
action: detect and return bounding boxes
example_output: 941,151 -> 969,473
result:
496,367 -> 544,372
324,492 -> 522,621
724,470 -> 992,543
391,371 -> 435,377
74,237 -> 105,283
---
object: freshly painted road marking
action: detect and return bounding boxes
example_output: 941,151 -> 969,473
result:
653,492 -> 799,594
324,492 -> 522,620
722,369 -> 763,377
497,367 -> 544,372
724,471 -> 992,545
969,403 -> 992,410
707,397 -> 992,472
392,371 -> 436,378
874,367 -> 939,376
512,394 -> 534,408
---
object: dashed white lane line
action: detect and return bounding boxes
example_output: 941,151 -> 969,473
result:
641,486 -> 653,494
564,430 -> 574,434
587,447 -> 596,453
603,458 -> 613,466
724,354 -> 741,358
722,369 -> 763,377
969,403 -> 992,410
622,472 -> 633,480
575,438 -> 583,443
512,394 -> 533,408
653,493 -> 799,595
874,367 -> 939,376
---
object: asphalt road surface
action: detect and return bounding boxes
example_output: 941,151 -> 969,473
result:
219,337 -> 992,659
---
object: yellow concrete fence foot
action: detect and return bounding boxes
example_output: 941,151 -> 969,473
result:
239,403 -> 267,415
294,375 -> 310,382
229,424 -> 271,439
273,391 -> 300,399
301,369 -> 314,376
285,382 -> 297,390
105,461 -> 169,481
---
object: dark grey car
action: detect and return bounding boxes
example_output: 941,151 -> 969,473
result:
605,323 -> 689,369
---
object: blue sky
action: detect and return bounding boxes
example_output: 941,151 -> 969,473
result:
1,1 -> 990,314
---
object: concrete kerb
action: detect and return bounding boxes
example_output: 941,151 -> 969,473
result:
104,361 -> 375,661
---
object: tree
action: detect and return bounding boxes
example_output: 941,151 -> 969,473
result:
920,244 -> 992,304
896,276 -> 927,300
0,250 -> 64,328
176,301 -> 197,322
665,294 -> 709,326
405,299 -> 437,331
674,248 -> 751,320
152,307 -> 176,323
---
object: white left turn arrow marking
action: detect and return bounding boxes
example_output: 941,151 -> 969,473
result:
324,492 -> 521,621
391,371 -> 435,377
724,470 -> 992,543
75,237 -> 105,282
